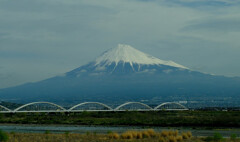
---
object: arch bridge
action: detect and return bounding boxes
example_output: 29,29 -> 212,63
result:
114,102 -> 153,111
69,102 -> 113,111
154,102 -> 188,111
0,101 -> 188,113
13,102 -> 66,113
0,105 -> 11,112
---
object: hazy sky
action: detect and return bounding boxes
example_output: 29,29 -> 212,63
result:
1,0 -> 240,89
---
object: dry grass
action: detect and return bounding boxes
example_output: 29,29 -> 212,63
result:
176,135 -> 183,141
121,131 -> 133,139
8,133 -> 109,142
186,131 -> 192,138
6,130 -> 186,142
159,136 -> 167,142
142,130 -> 150,138
182,131 -> 192,140
146,129 -> 156,137
168,136 -> 177,142
158,130 -> 191,142
119,129 -> 156,140
6,130 -> 191,142
5,130 -> 240,142
136,131 -> 143,139
108,132 -> 119,139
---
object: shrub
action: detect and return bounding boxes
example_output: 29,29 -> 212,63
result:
168,131 -> 174,136
176,135 -> 183,142
182,133 -> 189,139
159,137 -> 167,142
45,130 -> 50,134
125,131 -> 138,138
203,136 -> 214,142
64,131 -> 70,138
146,129 -> 156,137
45,130 -> 50,140
213,133 -> 223,142
10,131 -> 15,135
186,131 -> 192,138
230,133 -> 237,141
86,131 -> 90,136
121,131 -> 133,139
142,130 -> 150,138
173,130 -> 179,137
112,133 -> 120,139
107,130 -> 112,134
161,131 -> 169,137
203,133 -> 224,142
93,131 -> 97,136
108,132 -> 119,139
136,132 -> 143,139
169,136 -> 177,142
0,130 -> 9,142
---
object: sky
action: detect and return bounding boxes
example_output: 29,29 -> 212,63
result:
0,0 -> 240,89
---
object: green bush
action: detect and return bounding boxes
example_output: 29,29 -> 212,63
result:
45,130 -> 50,134
213,133 -> 223,142
0,130 -> 9,142
93,131 -> 97,136
230,133 -> 237,141
64,131 -> 70,138
203,136 -> 214,142
86,131 -> 90,136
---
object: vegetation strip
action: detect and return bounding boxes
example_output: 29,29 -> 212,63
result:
1,129 -> 240,142
1,111 -> 240,128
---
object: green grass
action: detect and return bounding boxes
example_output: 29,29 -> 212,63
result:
0,111 -> 240,127
0,129 -> 9,142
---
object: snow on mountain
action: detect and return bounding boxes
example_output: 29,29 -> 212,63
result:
95,44 -> 187,69
66,44 -> 189,76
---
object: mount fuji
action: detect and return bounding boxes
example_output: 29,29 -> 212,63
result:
1,44 -> 240,106
67,44 -> 188,76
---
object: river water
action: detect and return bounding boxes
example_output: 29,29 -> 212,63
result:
0,124 -> 239,137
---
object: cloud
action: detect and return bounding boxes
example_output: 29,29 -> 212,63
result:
1,0 -> 240,88
135,0 -> 240,9
182,16 -> 240,32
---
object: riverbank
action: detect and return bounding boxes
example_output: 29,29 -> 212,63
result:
2,129 -> 240,142
1,124 -> 240,137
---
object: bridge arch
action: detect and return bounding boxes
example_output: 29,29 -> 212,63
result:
114,102 -> 153,111
14,102 -> 66,112
69,102 -> 113,111
0,105 -> 11,111
154,102 -> 188,110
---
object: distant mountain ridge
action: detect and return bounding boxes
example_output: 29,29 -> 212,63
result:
1,44 -> 240,107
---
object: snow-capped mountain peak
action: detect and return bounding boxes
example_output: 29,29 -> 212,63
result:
95,44 -> 187,69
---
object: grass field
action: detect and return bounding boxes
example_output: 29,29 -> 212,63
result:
1,111 -> 240,128
1,111 -> 240,141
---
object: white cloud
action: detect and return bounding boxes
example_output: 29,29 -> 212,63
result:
0,0 -> 240,88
